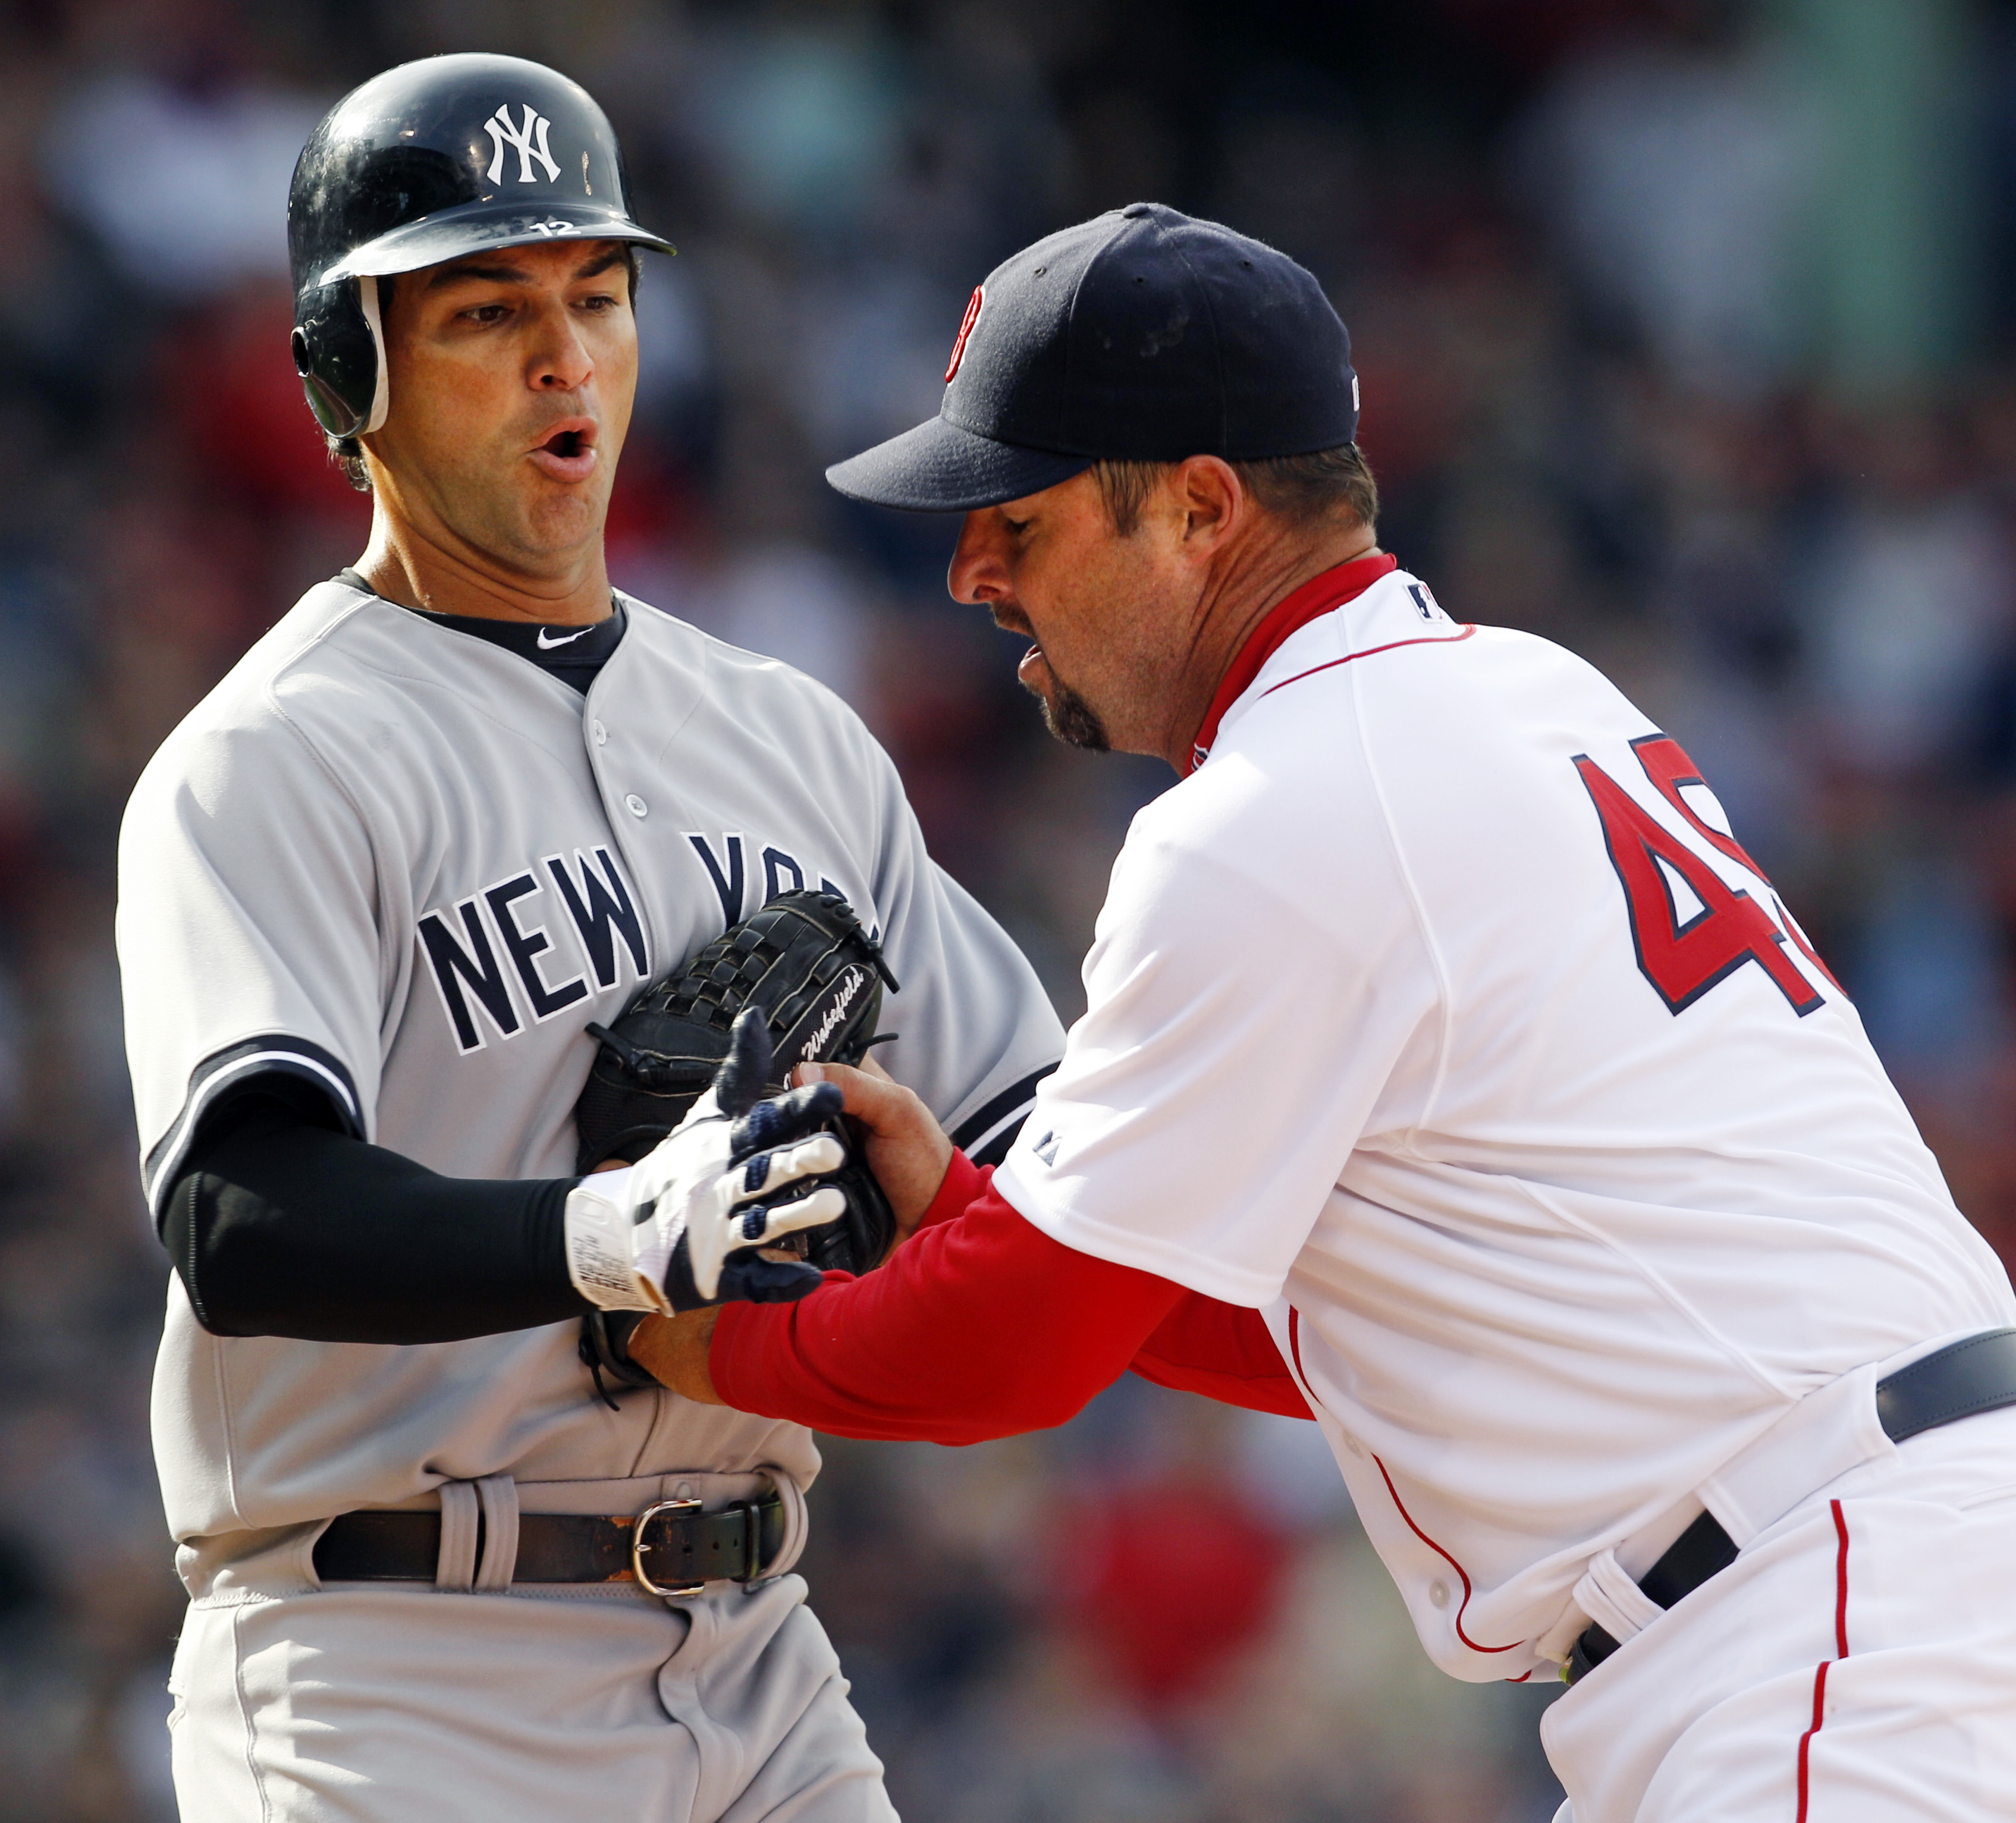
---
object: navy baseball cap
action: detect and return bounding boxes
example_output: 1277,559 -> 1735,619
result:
827,202 -> 1360,512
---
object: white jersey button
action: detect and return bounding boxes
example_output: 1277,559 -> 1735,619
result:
592,719 -> 608,746
624,794 -> 648,818
1428,1580 -> 1451,1609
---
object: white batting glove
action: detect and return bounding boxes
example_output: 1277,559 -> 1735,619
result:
565,1010 -> 847,1314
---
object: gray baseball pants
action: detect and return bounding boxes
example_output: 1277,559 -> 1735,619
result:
165,1573 -> 896,1821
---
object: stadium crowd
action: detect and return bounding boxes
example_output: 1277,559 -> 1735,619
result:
0,0 -> 2011,1816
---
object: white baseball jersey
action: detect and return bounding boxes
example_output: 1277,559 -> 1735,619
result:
118,576 -> 1063,1596
994,560 -> 2015,1683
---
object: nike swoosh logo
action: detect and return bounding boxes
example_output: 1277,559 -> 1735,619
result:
536,625 -> 595,649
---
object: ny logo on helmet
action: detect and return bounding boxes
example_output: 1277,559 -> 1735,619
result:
484,103 -> 561,186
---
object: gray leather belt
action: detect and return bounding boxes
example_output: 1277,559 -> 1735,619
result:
1566,1328 -> 2016,1683
315,1492 -> 786,1598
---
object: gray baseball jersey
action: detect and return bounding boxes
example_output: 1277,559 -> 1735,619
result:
118,576 -> 1063,1595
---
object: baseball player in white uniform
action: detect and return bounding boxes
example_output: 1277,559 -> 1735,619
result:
116,55 -> 1061,1822
644,206 -> 2016,1821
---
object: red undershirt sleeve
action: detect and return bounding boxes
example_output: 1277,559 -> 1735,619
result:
711,1178 -> 1182,1444
1130,1292 -> 1314,1419
916,1146 -> 989,1230
709,1150 -> 1312,1442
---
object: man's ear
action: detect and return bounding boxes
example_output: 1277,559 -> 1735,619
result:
1174,455 -> 1243,549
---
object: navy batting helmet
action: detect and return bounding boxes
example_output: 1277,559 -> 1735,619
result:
287,53 -> 675,441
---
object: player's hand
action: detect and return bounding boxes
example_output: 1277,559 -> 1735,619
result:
790,1056 -> 953,1243
564,1010 -> 848,1313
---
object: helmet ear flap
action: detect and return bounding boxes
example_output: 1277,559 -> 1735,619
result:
291,275 -> 388,440
356,275 -> 388,435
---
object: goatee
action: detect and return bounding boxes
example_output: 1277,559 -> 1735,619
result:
1029,674 -> 1110,752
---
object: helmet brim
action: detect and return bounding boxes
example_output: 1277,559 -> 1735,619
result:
319,199 -> 674,285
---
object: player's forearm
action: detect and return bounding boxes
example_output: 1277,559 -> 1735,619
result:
709,1182 -> 1185,1442
917,1156 -> 1307,1415
165,1094 -> 587,1343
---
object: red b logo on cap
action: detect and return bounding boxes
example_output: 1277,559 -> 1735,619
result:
944,285 -> 985,382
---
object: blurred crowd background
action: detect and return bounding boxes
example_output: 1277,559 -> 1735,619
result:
1,0 -> 2013,1815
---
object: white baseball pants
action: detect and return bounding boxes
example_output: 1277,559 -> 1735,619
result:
1543,1404 -> 2016,1821
165,1573 -> 896,1822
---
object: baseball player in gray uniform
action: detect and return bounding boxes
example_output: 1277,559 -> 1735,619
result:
115,54 -> 1060,1822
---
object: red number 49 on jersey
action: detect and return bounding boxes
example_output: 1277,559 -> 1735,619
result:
1574,734 -> 1841,1017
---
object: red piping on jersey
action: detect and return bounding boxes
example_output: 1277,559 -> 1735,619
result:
1295,1308 -> 1525,1677
1185,552 -> 1399,774
1280,1307 -> 1321,1416
1794,1500 -> 1852,1823
1367,1453 -> 1524,1655
1257,623 -> 1478,703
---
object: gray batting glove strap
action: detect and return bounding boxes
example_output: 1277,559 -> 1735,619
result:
564,1012 -> 845,1314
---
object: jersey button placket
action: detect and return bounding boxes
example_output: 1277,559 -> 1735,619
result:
579,666 -> 663,982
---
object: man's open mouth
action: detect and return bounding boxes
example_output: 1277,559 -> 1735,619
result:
529,420 -> 599,480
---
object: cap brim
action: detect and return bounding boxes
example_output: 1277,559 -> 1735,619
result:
825,415 -> 1091,512
321,201 -> 676,284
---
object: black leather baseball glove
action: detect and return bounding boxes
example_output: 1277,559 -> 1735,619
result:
575,890 -> 900,1400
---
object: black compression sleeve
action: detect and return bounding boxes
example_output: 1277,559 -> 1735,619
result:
162,1086 -> 590,1343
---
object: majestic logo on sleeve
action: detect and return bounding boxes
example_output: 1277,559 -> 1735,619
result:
484,103 -> 561,185
419,847 -> 648,1053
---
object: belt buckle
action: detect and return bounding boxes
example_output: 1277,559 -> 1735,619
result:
630,1497 -> 705,1598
